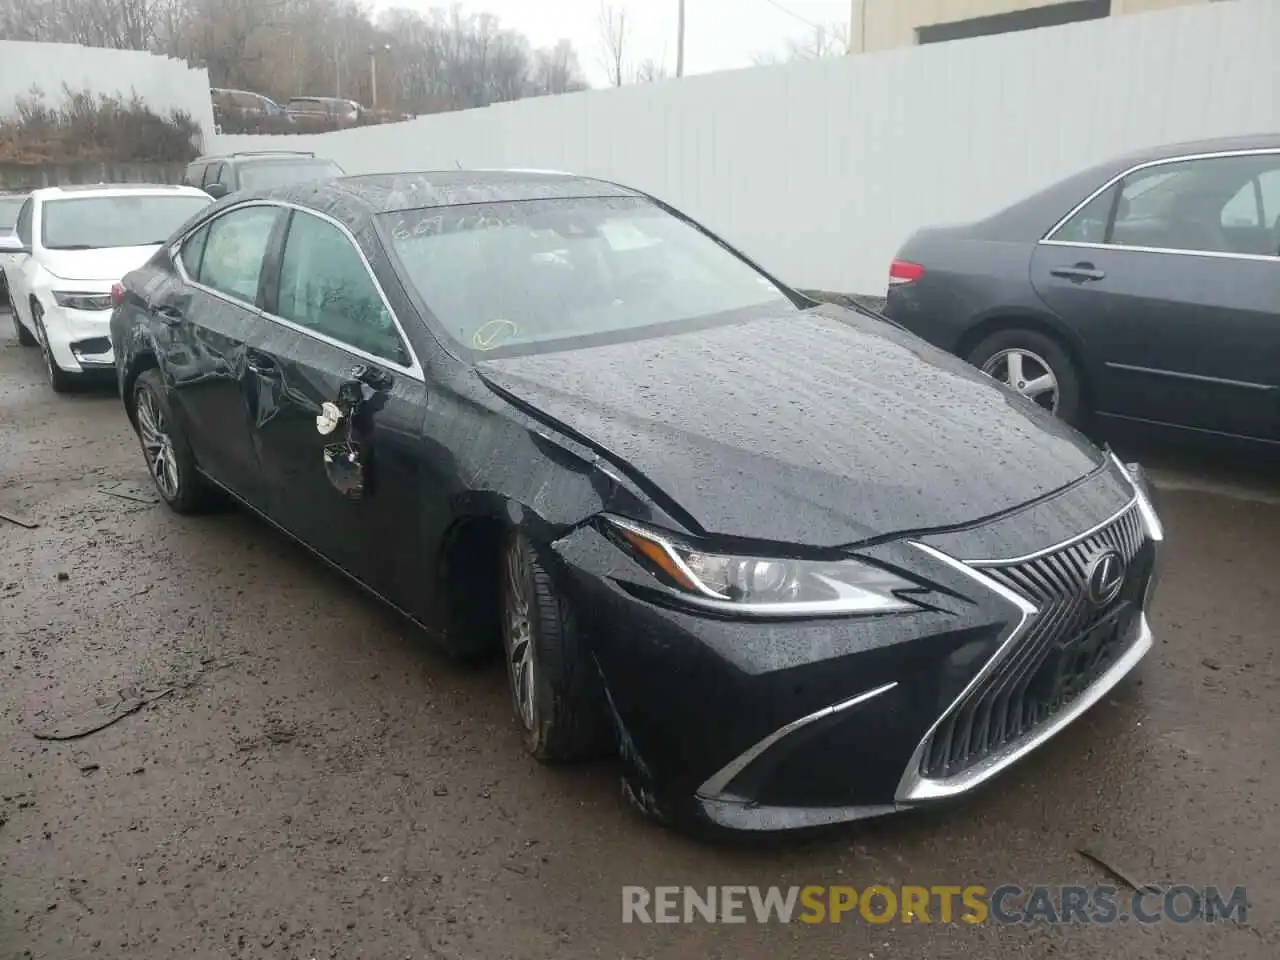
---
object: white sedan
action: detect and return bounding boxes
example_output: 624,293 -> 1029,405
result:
8,183 -> 211,392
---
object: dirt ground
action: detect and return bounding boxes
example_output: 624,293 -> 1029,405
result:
1,312 -> 1276,959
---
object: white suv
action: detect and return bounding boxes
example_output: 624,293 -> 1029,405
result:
9,183 -> 211,391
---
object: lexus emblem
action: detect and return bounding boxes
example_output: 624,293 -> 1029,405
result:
1085,549 -> 1126,607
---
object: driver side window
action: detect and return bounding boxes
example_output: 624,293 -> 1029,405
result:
15,200 -> 32,246
276,210 -> 410,366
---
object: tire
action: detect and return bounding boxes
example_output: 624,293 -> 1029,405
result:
12,306 -> 37,347
131,368 -> 218,513
967,327 -> 1083,426
32,304 -> 76,393
500,528 -> 610,763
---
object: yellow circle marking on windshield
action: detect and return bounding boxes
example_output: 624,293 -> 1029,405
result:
473,319 -> 519,350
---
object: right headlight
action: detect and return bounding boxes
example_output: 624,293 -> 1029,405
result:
605,516 -> 926,617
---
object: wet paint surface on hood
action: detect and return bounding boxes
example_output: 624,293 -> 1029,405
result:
477,305 -> 1104,547
40,245 -> 163,283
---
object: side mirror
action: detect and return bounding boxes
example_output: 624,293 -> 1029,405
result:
323,442 -> 365,500
205,183 -> 228,199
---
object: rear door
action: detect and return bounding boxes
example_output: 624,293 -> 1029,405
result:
247,206 -> 429,609
161,202 -> 287,508
1031,150 -> 1280,441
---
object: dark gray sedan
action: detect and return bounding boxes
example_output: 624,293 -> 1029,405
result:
884,133 -> 1280,444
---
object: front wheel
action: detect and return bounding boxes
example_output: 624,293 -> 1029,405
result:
132,369 -> 218,513
12,306 -> 37,347
967,328 -> 1083,426
32,304 -> 76,392
500,529 -> 610,763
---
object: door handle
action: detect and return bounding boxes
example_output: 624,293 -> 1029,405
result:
245,349 -> 278,376
150,304 -> 184,325
349,363 -> 393,392
1050,263 -> 1107,282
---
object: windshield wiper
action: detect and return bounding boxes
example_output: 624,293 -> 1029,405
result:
43,244 -> 97,250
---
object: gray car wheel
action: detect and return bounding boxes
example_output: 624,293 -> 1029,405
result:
968,328 -> 1082,426
500,528 -> 610,763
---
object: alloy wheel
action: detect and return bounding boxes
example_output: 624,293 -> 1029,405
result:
502,534 -> 538,732
981,348 -> 1059,414
136,389 -> 181,501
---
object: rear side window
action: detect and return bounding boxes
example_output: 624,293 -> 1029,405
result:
180,224 -> 209,277
196,206 -> 281,304
1052,187 -> 1115,244
276,210 -> 409,365
1052,153 -> 1280,256
202,163 -> 223,188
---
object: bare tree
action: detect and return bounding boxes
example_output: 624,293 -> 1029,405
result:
1,0 -> 596,117
532,39 -> 588,96
597,1 -> 628,88
752,22 -> 850,64
633,57 -> 667,84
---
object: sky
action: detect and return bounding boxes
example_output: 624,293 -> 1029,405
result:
369,0 -> 854,86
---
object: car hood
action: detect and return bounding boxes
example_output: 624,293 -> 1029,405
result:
476,304 -> 1104,547
41,245 -> 160,282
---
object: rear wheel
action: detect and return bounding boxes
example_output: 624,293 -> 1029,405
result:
967,328 -> 1082,426
500,529 -> 610,762
132,369 -> 218,513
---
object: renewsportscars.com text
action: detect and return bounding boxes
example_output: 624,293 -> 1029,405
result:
621,884 -> 1248,925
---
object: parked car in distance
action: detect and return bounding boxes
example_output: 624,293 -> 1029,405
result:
110,171 -> 1162,834
183,151 -> 345,199
0,191 -> 28,308
285,96 -> 362,129
211,88 -> 290,134
883,133 -> 1280,447
9,183 -> 211,390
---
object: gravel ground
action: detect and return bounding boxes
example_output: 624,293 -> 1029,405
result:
1,311 -> 1276,959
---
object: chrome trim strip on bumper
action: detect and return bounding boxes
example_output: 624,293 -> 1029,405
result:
960,495 -> 1139,567
896,613 -> 1151,802
695,681 -> 899,801
698,797 -> 901,832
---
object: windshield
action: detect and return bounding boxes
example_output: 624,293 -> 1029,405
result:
0,197 -> 24,231
381,196 -> 796,358
239,160 -> 343,190
40,194 -> 211,250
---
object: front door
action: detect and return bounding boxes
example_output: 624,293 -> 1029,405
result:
247,207 -> 429,612
164,203 -> 286,509
1032,151 -> 1280,441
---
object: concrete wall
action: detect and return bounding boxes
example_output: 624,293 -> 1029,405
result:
213,0 -> 1278,297
0,161 -> 187,191
0,41 -> 215,142
858,0 -> 1206,53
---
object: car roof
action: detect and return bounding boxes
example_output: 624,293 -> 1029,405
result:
193,151 -> 321,164
246,169 -> 641,218
28,183 -> 209,201
975,131 -> 1280,240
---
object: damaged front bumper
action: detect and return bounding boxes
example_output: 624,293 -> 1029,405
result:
547,466 -> 1161,832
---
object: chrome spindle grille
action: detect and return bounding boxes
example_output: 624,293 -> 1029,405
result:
920,504 -> 1147,781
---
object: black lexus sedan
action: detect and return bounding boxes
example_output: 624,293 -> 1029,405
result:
110,171 -> 1163,833
883,133 -> 1280,443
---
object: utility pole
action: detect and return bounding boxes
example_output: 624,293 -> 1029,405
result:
676,0 -> 686,77
369,43 -> 390,107
849,0 -> 867,54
